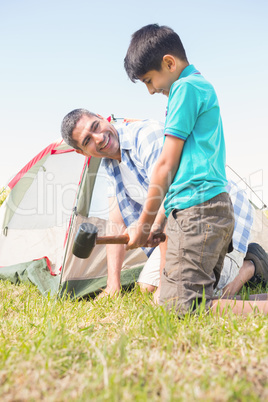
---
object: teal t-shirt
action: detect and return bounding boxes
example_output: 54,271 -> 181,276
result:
164,64 -> 227,216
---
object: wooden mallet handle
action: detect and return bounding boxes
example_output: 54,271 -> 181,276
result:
96,232 -> 166,245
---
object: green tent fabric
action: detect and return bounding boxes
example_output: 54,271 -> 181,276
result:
0,258 -> 143,299
0,258 -> 60,296
59,265 -> 143,299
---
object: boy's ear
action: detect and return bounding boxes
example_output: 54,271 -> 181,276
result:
163,55 -> 176,72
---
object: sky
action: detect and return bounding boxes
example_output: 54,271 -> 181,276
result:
0,0 -> 268,207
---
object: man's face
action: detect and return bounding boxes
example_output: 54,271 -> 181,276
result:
72,115 -> 121,161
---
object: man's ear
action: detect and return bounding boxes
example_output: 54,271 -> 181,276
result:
75,149 -> 84,155
162,55 -> 176,72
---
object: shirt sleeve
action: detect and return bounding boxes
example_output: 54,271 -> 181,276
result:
106,174 -> 116,198
227,179 -> 254,253
135,121 -> 164,180
101,159 -> 116,198
165,82 -> 201,140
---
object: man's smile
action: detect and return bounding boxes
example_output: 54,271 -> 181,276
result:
100,135 -> 110,150
72,114 -> 121,161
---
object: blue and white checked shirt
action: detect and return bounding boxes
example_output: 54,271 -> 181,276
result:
226,180 -> 254,254
102,120 -> 253,256
102,119 -> 164,256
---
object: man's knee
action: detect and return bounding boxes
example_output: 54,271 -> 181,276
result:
138,282 -> 157,293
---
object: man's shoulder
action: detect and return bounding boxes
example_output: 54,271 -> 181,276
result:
118,119 -> 164,145
125,119 -> 164,131
134,120 -> 164,149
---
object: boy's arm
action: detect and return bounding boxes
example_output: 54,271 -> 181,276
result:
145,201 -> 167,247
126,135 -> 185,249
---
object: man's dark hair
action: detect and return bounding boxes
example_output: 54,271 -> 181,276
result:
124,24 -> 188,82
61,109 -> 98,150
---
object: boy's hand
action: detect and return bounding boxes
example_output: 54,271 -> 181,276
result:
125,221 -> 150,250
145,221 -> 166,247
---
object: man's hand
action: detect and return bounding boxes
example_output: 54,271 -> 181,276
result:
153,287 -> 161,304
96,284 -> 121,299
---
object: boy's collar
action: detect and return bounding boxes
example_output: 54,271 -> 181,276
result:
179,64 -> 200,79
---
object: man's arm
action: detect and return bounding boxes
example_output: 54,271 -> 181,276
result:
126,135 -> 185,249
101,196 -> 127,296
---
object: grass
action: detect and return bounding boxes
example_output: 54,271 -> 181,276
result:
0,189 -> 267,400
0,281 -> 267,401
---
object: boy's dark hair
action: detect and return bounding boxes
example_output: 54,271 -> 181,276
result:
124,24 -> 188,82
61,108 -> 98,150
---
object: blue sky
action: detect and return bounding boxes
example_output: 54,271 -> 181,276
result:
1,0 -> 268,205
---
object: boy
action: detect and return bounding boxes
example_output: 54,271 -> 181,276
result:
124,24 -> 235,315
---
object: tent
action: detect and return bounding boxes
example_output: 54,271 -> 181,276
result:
0,135 -> 147,298
0,122 -> 268,298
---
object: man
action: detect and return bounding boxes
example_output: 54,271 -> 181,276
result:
61,109 -> 268,313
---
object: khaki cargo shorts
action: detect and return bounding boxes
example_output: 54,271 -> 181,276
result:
159,193 -> 235,316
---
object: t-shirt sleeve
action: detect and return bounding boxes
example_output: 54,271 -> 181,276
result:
165,82 -> 201,140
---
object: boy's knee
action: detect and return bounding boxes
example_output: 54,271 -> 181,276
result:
159,277 -> 212,316
159,294 -> 211,317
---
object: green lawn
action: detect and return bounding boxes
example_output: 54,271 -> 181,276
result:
0,281 -> 267,401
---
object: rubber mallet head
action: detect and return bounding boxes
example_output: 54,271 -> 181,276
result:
72,222 -> 99,259
72,222 -> 130,259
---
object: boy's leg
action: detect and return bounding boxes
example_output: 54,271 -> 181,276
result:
138,246 -> 240,296
159,193 -> 234,316
211,298 -> 268,315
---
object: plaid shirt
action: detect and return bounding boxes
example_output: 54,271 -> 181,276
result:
226,180 -> 254,254
102,119 -> 164,256
102,120 -> 253,256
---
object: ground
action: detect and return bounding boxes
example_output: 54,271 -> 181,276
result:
0,281 -> 267,401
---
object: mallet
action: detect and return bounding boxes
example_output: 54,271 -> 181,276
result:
72,222 -> 166,259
